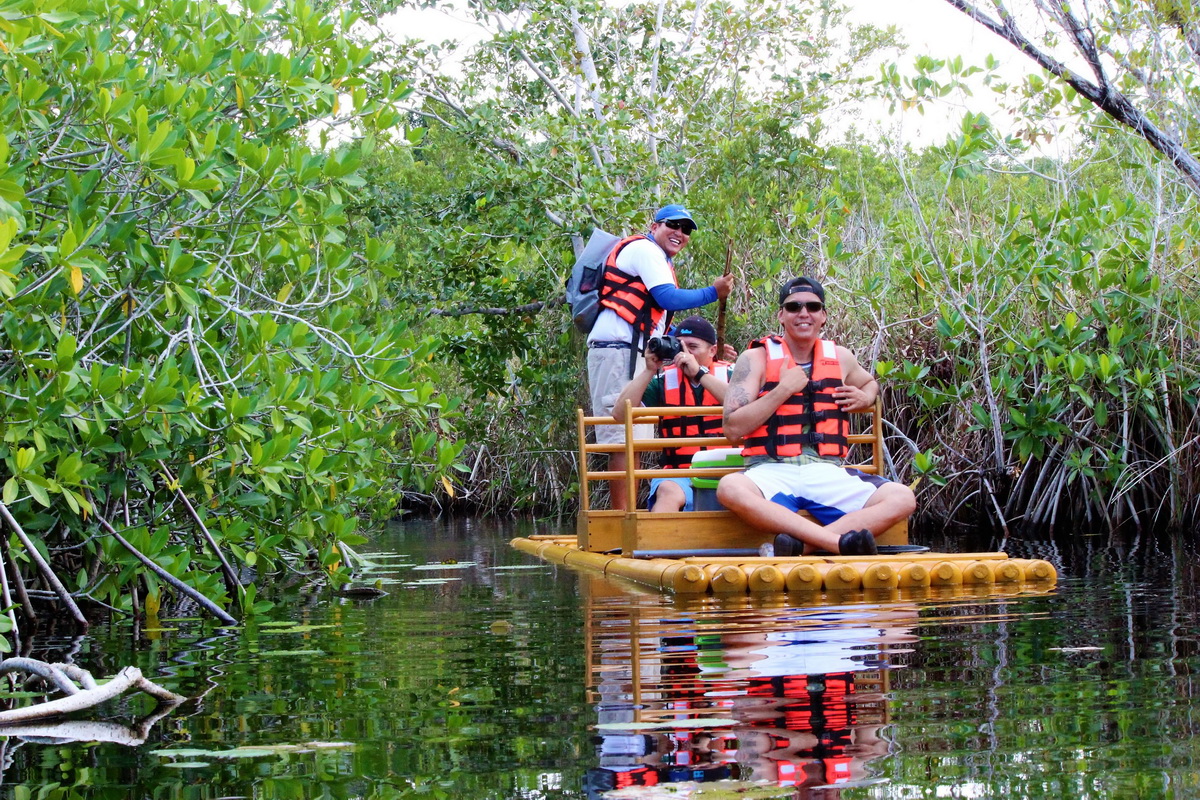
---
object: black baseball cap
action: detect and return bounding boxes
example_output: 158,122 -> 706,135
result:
674,316 -> 717,344
778,276 -> 826,304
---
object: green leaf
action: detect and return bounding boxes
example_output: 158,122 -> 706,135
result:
24,479 -> 50,507
235,492 -> 270,508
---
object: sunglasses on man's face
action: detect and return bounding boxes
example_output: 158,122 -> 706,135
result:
662,219 -> 696,235
782,300 -> 824,313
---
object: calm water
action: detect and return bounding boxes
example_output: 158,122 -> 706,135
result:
5,519 -> 1200,799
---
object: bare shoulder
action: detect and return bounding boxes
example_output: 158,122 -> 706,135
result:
836,345 -> 873,386
834,345 -> 862,370
730,347 -> 765,384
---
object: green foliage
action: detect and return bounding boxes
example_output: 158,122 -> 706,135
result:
0,0 -> 461,614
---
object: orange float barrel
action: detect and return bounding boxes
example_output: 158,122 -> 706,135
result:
606,557 -> 674,589
992,560 -> 1024,584
707,564 -> 750,594
860,562 -> 900,590
1010,558 -> 1057,583
898,562 -> 931,588
663,562 -> 711,594
929,561 -> 964,586
747,564 -> 786,593
820,562 -> 862,591
961,560 -> 996,585
538,542 -> 575,565
785,563 -> 823,592
563,548 -> 614,571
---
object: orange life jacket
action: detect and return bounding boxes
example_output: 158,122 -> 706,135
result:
740,335 -> 849,460
657,361 -> 731,469
598,234 -> 676,337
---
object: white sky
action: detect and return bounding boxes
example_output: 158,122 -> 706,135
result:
383,0 -> 1046,147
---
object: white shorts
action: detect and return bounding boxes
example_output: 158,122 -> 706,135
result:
743,461 -> 888,525
588,346 -> 654,445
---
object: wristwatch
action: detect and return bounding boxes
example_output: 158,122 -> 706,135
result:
694,366 -> 710,380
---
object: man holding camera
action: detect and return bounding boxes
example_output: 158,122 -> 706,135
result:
587,204 -> 735,509
716,276 -> 916,556
612,317 -> 734,512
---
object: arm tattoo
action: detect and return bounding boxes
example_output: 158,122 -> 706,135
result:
726,384 -> 751,411
729,356 -> 752,386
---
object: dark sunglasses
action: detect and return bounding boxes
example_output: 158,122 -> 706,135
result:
782,300 -> 824,313
662,219 -> 696,235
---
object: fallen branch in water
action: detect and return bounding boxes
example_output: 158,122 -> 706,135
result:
0,703 -> 178,745
0,658 -> 185,725
156,459 -> 242,601
92,511 -> 238,626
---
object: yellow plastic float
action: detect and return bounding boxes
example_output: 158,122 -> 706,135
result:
510,404 -> 1059,596
511,535 -> 1057,595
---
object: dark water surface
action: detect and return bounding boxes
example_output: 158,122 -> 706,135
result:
6,519 -> 1200,799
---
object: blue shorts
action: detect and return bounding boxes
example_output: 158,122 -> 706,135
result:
648,477 -> 695,511
743,461 -> 887,525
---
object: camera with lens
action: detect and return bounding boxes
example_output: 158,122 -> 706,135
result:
647,334 -> 683,363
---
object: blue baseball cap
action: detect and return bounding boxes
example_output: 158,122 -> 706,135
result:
654,204 -> 698,229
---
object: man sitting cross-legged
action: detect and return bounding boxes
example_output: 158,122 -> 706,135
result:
716,276 -> 915,556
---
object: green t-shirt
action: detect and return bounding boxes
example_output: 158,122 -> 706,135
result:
642,364 -> 734,406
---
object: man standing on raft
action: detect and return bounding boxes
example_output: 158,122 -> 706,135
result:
716,276 -> 916,556
588,204 -> 734,510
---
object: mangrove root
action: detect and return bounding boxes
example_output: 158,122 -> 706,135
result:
0,658 -> 185,725
0,502 -> 88,629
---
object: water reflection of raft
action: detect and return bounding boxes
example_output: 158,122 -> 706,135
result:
510,403 -> 1057,595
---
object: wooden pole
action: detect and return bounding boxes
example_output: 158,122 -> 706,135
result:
716,238 -> 732,356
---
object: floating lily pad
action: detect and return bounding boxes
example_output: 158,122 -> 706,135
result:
235,743 -> 352,753
1050,646 -> 1103,652
151,748 -> 213,758
258,621 -> 300,628
259,625 -> 336,634
411,562 -> 476,571
213,748 -> 278,759
402,578 -> 460,587
161,761 -> 211,769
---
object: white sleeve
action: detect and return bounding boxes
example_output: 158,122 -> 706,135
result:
614,239 -> 676,290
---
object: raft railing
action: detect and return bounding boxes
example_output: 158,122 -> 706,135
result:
576,399 -> 899,553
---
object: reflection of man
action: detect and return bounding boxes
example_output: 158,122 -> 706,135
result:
718,276 -> 916,556
587,205 -> 735,510
612,316 -> 733,512
736,720 -> 889,789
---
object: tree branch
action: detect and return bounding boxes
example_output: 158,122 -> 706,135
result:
942,0 -> 1200,195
